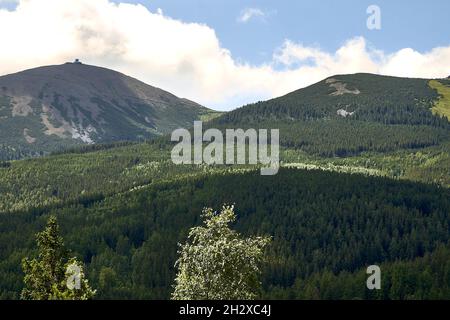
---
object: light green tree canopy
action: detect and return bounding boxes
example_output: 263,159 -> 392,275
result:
21,216 -> 95,300
172,205 -> 271,300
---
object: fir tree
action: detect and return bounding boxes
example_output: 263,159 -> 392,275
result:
21,216 -> 95,300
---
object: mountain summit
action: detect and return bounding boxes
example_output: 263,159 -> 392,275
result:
0,62 -> 211,159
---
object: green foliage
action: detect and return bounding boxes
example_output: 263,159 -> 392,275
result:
49,258 -> 96,300
21,216 -> 95,300
208,119 -> 448,157
290,244 -> 450,300
3,73 -> 449,162
1,133 -> 449,215
2,168 -> 448,299
172,205 -> 271,300
430,80 -> 450,120
21,216 -> 67,300
215,73 -> 443,127
211,73 -> 450,157
1,73 -> 450,300
198,110 -> 224,122
0,161 -> 10,168
0,142 -> 187,213
282,142 -> 450,187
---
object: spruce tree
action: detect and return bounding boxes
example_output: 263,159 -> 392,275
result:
21,216 -> 95,300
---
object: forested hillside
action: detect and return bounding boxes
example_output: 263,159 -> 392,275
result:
1,73 -> 449,300
216,74 -> 443,125
1,137 -> 449,215
1,168 -> 449,299
212,74 -> 450,157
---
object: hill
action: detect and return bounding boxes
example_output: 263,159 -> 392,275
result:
0,62 -> 212,160
212,73 -> 450,157
1,167 -> 449,299
1,72 -> 450,300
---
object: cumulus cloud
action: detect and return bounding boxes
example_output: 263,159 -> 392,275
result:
380,47 -> 450,78
0,0 -> 449,110
237,8 -> 266,23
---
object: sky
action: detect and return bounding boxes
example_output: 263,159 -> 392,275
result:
0,0 -> 449,110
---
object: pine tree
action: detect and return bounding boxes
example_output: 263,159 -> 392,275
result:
21,216 -> 96,300
172,205 -> 271,300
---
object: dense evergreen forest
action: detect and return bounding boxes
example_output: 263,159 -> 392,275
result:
215,74 -> 444,126
209,119 -> 449,157
1,168 -> 449,299
1,139 -> 449,214
1,74 -> 449,300
211,74 -> 450,157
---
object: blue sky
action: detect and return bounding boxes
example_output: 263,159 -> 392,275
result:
0,0 -> 449,110
116,0 -> 450,66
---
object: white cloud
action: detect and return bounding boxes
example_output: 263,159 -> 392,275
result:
237,8 -> 266,23
0,0 -> 449,111
380,47 -> 450,78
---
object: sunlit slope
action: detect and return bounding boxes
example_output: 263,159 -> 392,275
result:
429,79 -> 450,120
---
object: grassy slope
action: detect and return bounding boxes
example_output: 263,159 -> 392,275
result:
198,110 -> 224,122
429,80 -> 450,120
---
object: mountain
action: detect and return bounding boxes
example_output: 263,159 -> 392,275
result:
217,73 -> 446,123
1,150 -> 450,299
212,73 -> 450,157
1,73 -> 450,299
0,62 -> 213,160
2,69 -> 448,161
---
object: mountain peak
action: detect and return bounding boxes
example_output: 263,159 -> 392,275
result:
0,63 -> 210,160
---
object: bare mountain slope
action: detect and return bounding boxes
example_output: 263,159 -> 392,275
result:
0,62 -> 211,160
